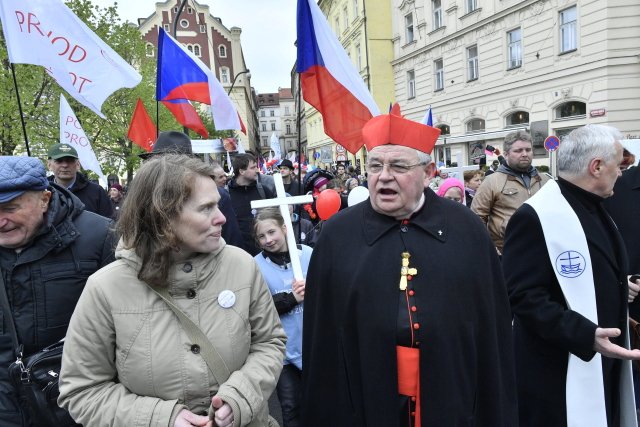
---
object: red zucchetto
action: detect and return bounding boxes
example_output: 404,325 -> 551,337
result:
362,103 -> 441,154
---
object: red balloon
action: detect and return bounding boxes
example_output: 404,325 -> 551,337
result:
316,189 -> 341,220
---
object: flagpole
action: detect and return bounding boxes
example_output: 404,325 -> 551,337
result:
10,64 -> 31,156
295,70 -> 303,240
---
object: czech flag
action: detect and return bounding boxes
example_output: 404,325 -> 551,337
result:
422,106 -> 433,126
156,28 -> 241,131
161,99 -> 209,138
296,0 -> 380,154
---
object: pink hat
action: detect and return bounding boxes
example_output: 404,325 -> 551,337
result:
436,178 -> 465,199
314,177 -> 329,190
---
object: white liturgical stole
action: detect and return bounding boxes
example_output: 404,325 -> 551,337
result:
526,179 -> 636,427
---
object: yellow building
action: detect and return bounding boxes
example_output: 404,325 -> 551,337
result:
305,0 -> 395,173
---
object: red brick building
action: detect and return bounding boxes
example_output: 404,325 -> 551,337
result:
137,0 -> 258,152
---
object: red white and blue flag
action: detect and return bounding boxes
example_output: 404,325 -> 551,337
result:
422,105 -> 433,126
161,99 -> 209,138
157,28 -> 241,132
296,0 -> 380,154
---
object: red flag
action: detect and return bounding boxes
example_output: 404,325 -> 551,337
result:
127,99 -> 155,152
161,99 -> 209,138
237,112 -> 247,135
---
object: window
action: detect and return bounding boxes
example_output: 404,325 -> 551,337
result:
560,6 -> 577,53
555,101 -> 586,119
220,67 -> 230,84
285,106 -> 290,115
173,7 -> 178,13
163,24 -> 170,33
199,25 -> 206,33
356,43 -> 362,70
437,124 -> 450,135
466,119 -> 485,133
507,28 -> 522,69
180,19 -> 189,29
335,17 -> 340,35
219,45 -> 227,58
187,7 -> 193,14
467,45 -> 478,81
145,43 -> 154,57
434,59 -> 444,91
506,111 -> 529,126
405,13 -> 414,43
343,6 -> 349,29
271,122 -> 276,131
466,0 -> 477,13
270,110 -> 275,117
187,45 -> 193,53
262,136 -> 268,145
261,123 -> 267,132
260,110 -> 265,117
286,124 -> 292,134
353,0 -> 359,17
433,0 -> 442,30
407,70 -> 416,99
193,44 -> 201,57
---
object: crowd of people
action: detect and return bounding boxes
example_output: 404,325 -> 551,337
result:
1,115 -> 639,427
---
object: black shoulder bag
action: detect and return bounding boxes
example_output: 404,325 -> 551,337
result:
0,272 -> 80,427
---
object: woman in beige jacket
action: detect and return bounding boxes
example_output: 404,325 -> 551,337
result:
58,155 -> 286,427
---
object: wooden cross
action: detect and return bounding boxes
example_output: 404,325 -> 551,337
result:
399,252 -> 418,291
250,173 -> 313,280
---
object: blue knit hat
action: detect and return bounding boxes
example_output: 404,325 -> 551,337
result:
0,156 -> 49,203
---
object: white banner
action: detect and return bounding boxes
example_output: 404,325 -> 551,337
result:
0,0 -> 141,118
270,132 -> 282,160
60,95 -> 104,180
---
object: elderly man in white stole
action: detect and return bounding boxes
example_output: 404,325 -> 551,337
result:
503,124 -> 640,427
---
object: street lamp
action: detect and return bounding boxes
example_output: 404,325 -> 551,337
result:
228,69 -> 251,95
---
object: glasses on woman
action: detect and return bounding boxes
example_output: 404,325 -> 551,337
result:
366,162 -> 426,175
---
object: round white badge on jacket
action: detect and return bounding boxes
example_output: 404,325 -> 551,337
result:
217,290 -> 236,309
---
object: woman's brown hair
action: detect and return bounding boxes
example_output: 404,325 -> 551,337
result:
116,154 -> 216,287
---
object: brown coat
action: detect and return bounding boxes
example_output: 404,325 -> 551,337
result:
471,169 -> 550,251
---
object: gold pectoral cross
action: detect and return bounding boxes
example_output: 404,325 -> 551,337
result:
399,251 -> 418,291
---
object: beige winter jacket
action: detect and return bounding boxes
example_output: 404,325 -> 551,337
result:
58,239 -> 286,427
471,169 -> 550,252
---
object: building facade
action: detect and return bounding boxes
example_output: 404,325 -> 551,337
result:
137,0 -> 258,151
304,0 -> 396,172
257,88 -> 298,158
391,0 -> 640,169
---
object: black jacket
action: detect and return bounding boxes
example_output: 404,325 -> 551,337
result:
603,166 -> 640,318
48,172 -> 113,219
302,189 -> 517,426
227,178 -> 275,256
504,179 -> 628,427
0,185 -> 115,426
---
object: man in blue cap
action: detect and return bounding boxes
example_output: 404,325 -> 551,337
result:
0,156 -> 115,426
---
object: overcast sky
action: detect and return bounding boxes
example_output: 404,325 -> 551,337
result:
91,0 -> 297,94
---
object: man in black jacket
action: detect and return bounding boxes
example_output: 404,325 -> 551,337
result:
503,125 -> 640,426
228,153 -> 276,255
47,143 -> 113,219
0,156 -> 115,426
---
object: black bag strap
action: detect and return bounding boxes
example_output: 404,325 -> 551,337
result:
0,269 -> 22,359
146,284 -> 232,384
